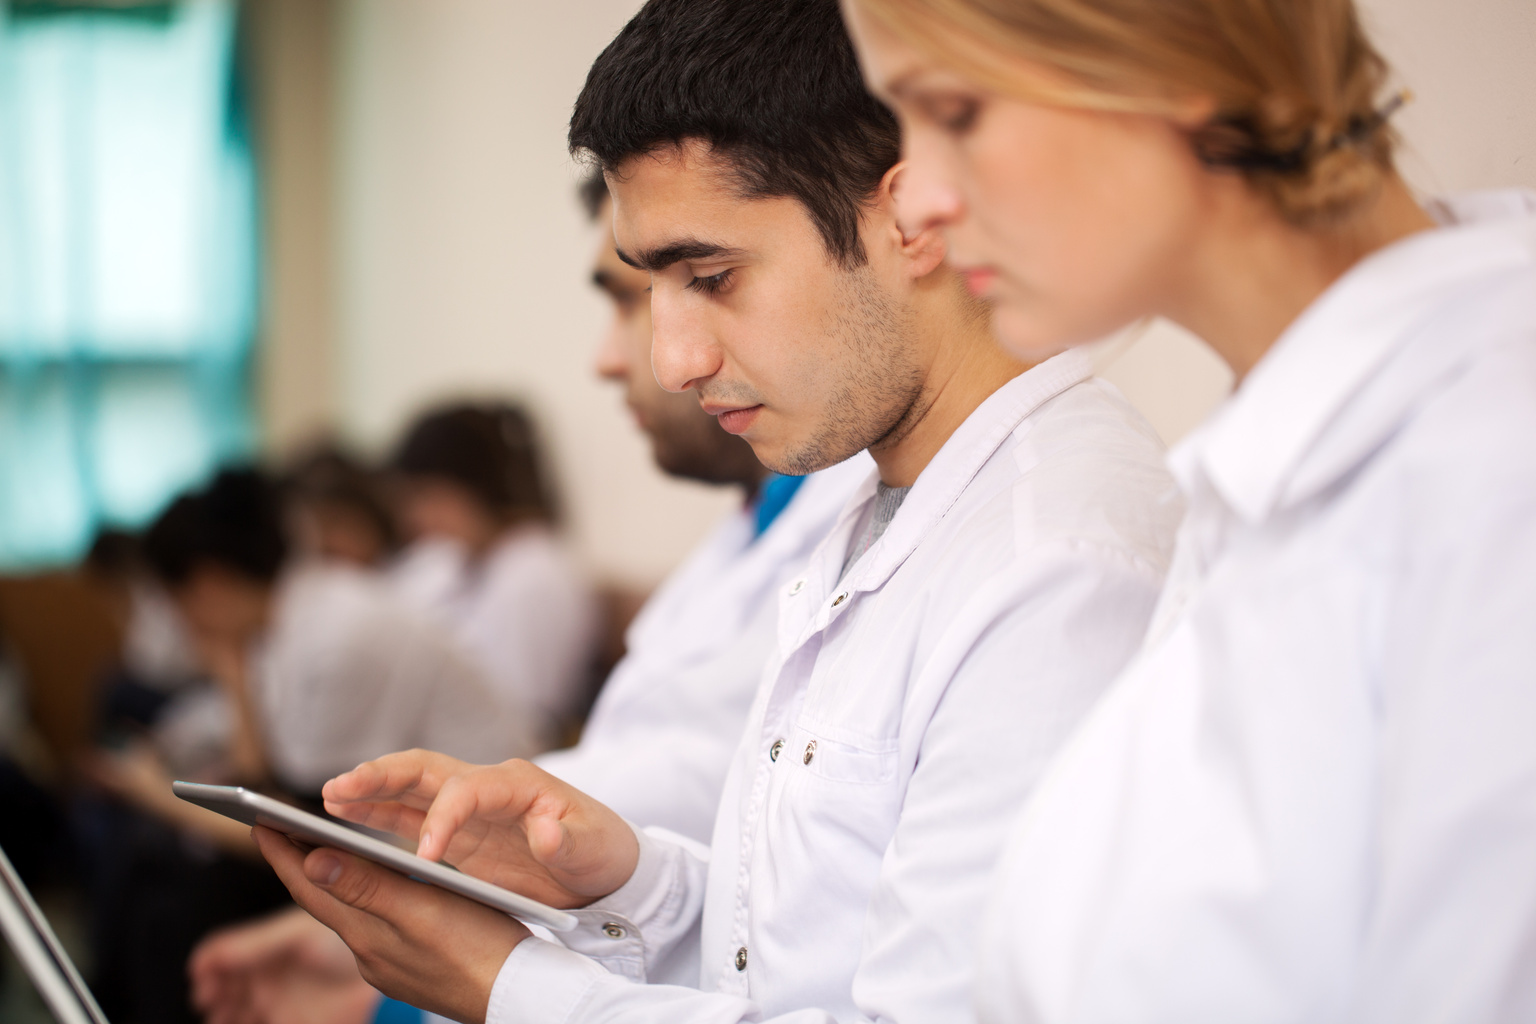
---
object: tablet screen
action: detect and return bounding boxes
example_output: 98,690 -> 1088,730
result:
172,781 -> 578,932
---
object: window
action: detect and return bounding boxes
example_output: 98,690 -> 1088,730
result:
0,0 -> 257,569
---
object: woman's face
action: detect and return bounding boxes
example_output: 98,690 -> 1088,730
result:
843,2 -> 1213,360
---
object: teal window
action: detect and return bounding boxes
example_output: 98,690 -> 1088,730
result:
0,0 -> 257,569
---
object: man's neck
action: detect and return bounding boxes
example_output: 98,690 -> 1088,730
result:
868,314 -> 1030,488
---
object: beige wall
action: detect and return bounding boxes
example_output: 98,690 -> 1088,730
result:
266,0 -> 1535,587
249,0 -> 339,455
331,0 -> 732,588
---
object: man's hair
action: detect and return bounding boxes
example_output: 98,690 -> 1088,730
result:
143,468 -> 289,586
578,168 -> 609,222
568,0 -> 901,267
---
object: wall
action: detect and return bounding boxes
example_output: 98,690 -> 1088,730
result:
331,0 -> 735,589
286,0 -> 1534,588
248,0 -> 339,455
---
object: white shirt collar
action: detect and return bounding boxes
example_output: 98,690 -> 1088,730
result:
833,346 -> 1095,594
1170,189 -> 1536,524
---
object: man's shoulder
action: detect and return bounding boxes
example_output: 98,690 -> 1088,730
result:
976,376 -> 1181,569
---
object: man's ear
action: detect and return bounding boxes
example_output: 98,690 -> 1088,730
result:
873,162 -> 948,279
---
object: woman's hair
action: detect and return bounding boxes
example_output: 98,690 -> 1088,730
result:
855,0 -> 1397,225
389,402 -> 559,524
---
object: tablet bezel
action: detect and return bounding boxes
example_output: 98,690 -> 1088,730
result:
172,781 -> 578,933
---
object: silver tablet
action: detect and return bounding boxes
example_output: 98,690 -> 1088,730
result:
172,781 -> 578,933
0,842 -> 110,1024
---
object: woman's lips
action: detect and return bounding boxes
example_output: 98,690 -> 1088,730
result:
712,405 -> 762,435
958,267 -> 998,298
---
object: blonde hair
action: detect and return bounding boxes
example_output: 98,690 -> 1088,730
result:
856,0 -> 1398,225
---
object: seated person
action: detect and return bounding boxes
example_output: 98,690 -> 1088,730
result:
140,466 -> 525,798
189,171 -> 869,1024
238,3 -> 1183,1022
280,445 -> 401,570
387,403 -> 598,751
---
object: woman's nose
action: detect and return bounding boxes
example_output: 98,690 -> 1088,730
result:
893,137 -> 966,237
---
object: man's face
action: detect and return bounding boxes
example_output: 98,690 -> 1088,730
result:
608,142 -> 924,476
172,566 -> 269,651
590,198 -> 765,487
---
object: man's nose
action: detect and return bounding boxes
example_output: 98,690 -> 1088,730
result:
593,320 -> 629,382
649,292 -> 720,394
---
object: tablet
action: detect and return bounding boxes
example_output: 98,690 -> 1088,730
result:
172,781 -> 578,933
0,841 -> 110,1024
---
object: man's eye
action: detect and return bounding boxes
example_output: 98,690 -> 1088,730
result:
687,269 -> 734,295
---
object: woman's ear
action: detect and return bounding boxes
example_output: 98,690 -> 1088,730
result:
877,162 -> 949,279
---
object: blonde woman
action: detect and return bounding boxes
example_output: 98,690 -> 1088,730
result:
843,1 -> 1536,1021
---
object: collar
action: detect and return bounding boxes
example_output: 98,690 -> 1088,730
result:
796,347 -> 1094,617
1170,189 -> 1536,525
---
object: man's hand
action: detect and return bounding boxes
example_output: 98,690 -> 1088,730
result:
189,907 -> 378,1024
322,751 -> 640,908
252,826 -> 528,1024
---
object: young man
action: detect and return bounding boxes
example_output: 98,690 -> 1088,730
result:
188,179 -> 869,1024
255,2 -> 1182,1022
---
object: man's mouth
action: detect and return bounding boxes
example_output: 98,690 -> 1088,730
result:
701,402 -> 763,436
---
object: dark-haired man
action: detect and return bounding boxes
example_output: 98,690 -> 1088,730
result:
257,2 -> 1181,1022
188,181 -> 869,1024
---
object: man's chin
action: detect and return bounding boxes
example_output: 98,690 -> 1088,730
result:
748,435 -> 850,478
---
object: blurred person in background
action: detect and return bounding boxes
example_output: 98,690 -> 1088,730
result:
138,466 -> 526,797
188,171 -> 870,1024
280,445 -> 401,570
75,468 -> 528,1024
385,402 -> 599,752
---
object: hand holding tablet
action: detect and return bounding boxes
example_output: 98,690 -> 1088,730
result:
178,753 -> 646,1021
319,751 -> 641,910
172,780 -> 579,932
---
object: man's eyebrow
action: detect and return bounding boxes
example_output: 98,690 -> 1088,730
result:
615,239 -> 747,273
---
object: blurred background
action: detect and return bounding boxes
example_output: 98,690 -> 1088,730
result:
0,0 -> 1531,1021
1,0 -> 1533,583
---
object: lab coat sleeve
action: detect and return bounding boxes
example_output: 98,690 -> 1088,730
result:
1353,479 -> 1536,1022
552,825 -> 712,982
487,540 -> 1163,1024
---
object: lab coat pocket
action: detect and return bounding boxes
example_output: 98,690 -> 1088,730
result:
787,724 -> 899,786
767,724 -> 903,915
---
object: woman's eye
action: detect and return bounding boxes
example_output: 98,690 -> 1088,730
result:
688,269 -> 735,295
923,97 -> 980,135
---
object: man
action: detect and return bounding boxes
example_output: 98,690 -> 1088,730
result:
189,176 -> 868,1023
254,2 -> 1182,1022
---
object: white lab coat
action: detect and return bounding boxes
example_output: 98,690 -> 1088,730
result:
484,350 -> 1183,1024
390,526 -> 598,751
252,563 -> 529,794
536,457 -> 869,845
977,191 -> 1536,1024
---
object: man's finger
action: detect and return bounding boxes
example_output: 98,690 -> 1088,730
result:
251,827 -> 374,938
415,761 -> 540,862
322,749 -> 471,809
323,797 -> 429,840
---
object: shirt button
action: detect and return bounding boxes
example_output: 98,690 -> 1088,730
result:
769,739 -> 784,762
734,946 -> 748,971
831,592 -> 848,607
803,740 -> 817,765
601,922 -> 626,940
788,579 -> 805,596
